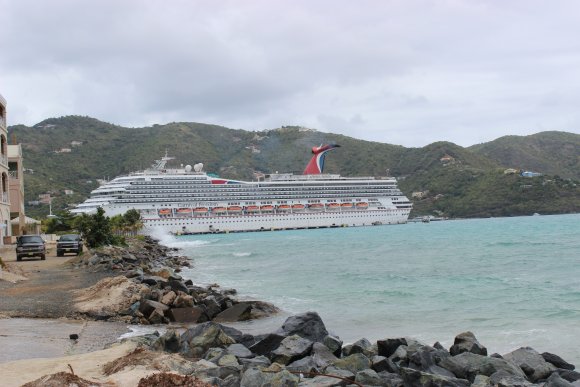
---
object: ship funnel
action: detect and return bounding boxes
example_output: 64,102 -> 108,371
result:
303,144 -> 340,175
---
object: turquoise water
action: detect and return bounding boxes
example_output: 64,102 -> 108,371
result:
157,214 -> 580,364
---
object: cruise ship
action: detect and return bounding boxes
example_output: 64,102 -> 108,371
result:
72,145 -> 412,234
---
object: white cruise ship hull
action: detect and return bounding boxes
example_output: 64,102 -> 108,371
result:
144,208 -> 411,234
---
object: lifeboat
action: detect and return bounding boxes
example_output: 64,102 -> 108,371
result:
245,205 -> 260,212
193,207 -> 208,213
326,203 -> 340,209
277,204 -> 291,211
260,205 -> 274,211
309,203 -> 324,210
291,204 -> 306,210
340,203 -> 353,208
212,207 -> 227,213
177,207 -> 193,214
158,208 -> 172,216
227,206 -> 243,212
356,202 -> 369,209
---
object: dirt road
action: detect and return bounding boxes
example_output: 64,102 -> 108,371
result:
0,245 -> 112,318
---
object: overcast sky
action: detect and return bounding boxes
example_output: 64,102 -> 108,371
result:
1,0 -> 580,147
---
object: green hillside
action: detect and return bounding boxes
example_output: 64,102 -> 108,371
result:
8,116 -> 580,219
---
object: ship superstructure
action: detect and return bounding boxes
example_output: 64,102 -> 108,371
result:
73,146 -> 412,234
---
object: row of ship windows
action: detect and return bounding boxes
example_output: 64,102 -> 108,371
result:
148,213 -> 393,224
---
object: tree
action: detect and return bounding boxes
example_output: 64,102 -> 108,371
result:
73,207 -> 115,248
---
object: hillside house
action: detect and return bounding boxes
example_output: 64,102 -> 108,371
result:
504,168 -> 518,175
55,148 -> 72,153
38,193 -> 52,204
64,189 -> 74,195
71,141 -> 83,146
440,154 -> 455,163
521,171 -> 542,178
412,191 -> 429,199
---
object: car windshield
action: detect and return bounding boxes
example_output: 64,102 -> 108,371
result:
19,236 -> 43,244
59,234 -> 80,241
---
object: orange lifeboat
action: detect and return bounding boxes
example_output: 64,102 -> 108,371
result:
158,208 -> 172,216
193,207 -> 208,213
212,207 -> 227,213
356,202 -> 369,209
277,204 -> 291,211
245,205 -> 260,212
227,206 -> 243,212
260,205 -> 274,211
326,203 -> 340,209
177,207 -> 193,214
340,203 -> 353,208
291,204 -> 306,210
309,203 -> 324,210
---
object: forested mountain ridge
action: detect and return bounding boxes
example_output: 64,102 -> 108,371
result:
8,116 -> 579,219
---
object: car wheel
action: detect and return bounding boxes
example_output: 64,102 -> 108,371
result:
57,250 -> 63,257
40,254 -> 46,260
17,255 -> 22,262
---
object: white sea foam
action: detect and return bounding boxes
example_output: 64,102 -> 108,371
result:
232,252 -> 252,257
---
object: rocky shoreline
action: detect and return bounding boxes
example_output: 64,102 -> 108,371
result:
5,237 -> 580,386
69,236 -> 279,325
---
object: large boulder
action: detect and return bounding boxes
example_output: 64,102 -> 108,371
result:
270,370 -> 300,386
214,302 -> 253,322
503,347 -> 557,382
449,331 -> 488,356
489,370 -> 535,387
400,367 -> 470,387
227,343 -> 254,359
271,334 -> 314,365
542,352 -> 576,371
287,356 -> 319,374
167,306 -> 206,323
372,355 -> 399,374
312,342 -> 339,369
322,334 -> 343,357
545,372 -> 575,387
439,352 -> 526,382
407,344 -> 454,377
355,369 -> 387,386
179,322 -> 237,358
240,367 -> 273,387
277,312 -> 329,342
331,353 -> 371,374
249,333 -> 286,357
377,338 -> 407,358
342,338 -> 375,358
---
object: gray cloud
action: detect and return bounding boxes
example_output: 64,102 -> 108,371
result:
1,0 -> 580,146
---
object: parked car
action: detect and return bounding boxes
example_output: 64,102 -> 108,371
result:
16,235 -> 46,261
56,234 -> 84,256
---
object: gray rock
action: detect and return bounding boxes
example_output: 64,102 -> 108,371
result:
471,374 -> 492,387
439,352 -> 526,382
271,334 -> 314,365
400,367 -> 470,387
355,369 -> 386,386
218,354 -> 240,367
277,312 -> 329,343
342,338 -> 375,358
227,343 -> 254,359
270,370 -> 300,386
297,375 -> 347,386
205,347 -> 226,363
503,346 -> 557,382
312,342 -> 339,369
239,356 -> 271,372
388,345 -> 408,363
545,372 -> 575,387
407,344 -> 453,377
203,296 -> 224,319
542,352 -> 576,371
555,369 -> 580,382
287,356 -> 319,374
148,308 -> 166,324
449,331 -> 488,356
321,366 -> 355,384
377,338 -> 407,358
249,333 -> 286,356
214,303 -> 253,322
331,353 -> 371,374
153,329 -> 180,353
179,322 -> 237,358
376,371 -> 404,387
489,369 -> 535,387
322,335 -> 343,357
372,356 -> 399,374
240,368 -> 274,387
221,374 -> 242,387
205,365 -> 242,380
139,299 -> 170,317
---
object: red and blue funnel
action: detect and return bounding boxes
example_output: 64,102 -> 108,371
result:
303,144 -> 340,175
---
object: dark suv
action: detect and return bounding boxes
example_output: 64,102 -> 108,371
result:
56,234 -> 83,256
16,235 -> 46,261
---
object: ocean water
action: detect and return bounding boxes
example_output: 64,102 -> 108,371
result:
156,214 -> 580,364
